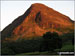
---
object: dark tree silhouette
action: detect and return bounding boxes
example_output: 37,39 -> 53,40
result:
52,32 -> 62,49
39,32 -> 62,52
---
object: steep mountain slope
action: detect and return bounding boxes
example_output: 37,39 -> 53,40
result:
1,3 -> 74,41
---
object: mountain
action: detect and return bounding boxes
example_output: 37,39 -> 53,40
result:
1,3 -> 74,41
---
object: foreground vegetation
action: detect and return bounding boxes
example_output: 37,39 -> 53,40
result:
1,32 -> 74,55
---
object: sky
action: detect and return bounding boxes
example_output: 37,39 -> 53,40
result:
1,1 -> 74,31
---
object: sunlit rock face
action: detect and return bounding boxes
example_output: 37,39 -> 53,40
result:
1,3 -> 74,41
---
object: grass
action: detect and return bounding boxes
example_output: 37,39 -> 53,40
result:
18,51 -> 57,55
60,45 -> 74,52
55,44 -> 74,52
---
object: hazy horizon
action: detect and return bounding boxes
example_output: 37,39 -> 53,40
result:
1,1 -> 74,31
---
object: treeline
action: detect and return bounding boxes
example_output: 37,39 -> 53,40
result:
1,37 -> 43,55
1,32 -> 74,55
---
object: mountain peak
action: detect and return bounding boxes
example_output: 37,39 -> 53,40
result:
31,3 -> 46,7
31,3 -> 50,10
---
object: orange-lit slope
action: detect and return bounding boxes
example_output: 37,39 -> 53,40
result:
1,3 -> 74,40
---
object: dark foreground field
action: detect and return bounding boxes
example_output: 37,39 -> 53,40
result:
1,32 -> 74,55
17,44 -> 74,55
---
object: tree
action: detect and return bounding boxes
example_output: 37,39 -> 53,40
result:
52,32 -> 62,49
40,32 -> 62,52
